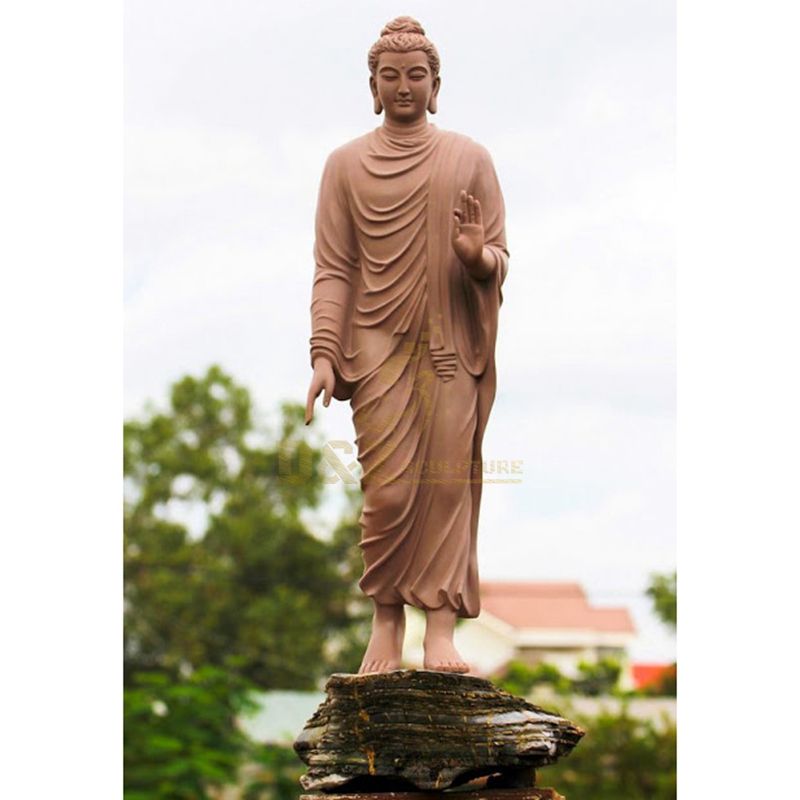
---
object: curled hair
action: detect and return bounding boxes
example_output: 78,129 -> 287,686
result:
367,16 -> 440,77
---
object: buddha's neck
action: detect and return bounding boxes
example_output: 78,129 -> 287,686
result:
382,115 -> 431,138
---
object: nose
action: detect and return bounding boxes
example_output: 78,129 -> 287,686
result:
398,76 -> 411,97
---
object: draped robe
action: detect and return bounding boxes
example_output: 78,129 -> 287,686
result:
310,119 -> 508,618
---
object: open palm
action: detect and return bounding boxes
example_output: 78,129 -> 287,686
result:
452,190 -> 484,269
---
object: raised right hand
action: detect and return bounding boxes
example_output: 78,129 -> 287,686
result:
452,190 -> 485,272
305,358 -> 335,425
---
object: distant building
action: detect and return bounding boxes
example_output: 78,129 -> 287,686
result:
630,662 -> 675,692
404,581 -> 637,684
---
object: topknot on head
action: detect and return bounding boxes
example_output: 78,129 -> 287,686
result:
380,16 -> 425,37
368,16 -> 440,77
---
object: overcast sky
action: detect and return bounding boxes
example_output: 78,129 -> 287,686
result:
125,0 -> 675,660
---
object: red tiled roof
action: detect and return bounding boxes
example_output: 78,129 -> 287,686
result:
480,581 -> 636,634
589,607 -> 637,633
631,663 -> 675,690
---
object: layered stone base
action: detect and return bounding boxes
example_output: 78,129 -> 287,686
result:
300,790 -> 565,800
294,670 -> 583,793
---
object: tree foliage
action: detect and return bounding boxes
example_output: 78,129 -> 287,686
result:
124,365 -> 366,689
646,571 -> 677,631
496,658 -> 622,697
124,367 -> 369,797
495,661 -> 572,696
124,666 -> 255,800
540,705 -> 677,800
572,657 -> 623,697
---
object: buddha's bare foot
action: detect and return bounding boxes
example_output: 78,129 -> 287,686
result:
358,601 -> 405,674
423,605 -> 470,673
423,634 -> 470,673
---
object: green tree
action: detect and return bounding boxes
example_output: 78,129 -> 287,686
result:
646,571 -> 677,630
644,571 -> 677,697
124,666 -> 255,800
540,705 -> 676,800
124,367 -> 370,797
496,659 -> 623,698
572,657 -> 623,697
495,661 -> 571,696
124,366 -> 366,689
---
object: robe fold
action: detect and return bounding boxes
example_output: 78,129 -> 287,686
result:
310,120 -> 508,618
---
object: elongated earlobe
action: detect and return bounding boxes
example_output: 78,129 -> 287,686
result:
427,95 -> 438,114
373,96 -> 383,114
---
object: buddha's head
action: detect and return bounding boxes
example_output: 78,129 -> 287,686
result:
368,17 -> 441,124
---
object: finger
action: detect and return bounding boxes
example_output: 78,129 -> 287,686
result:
323,377 -> 333,407
473,197 -> 482,226
460,189 -> 468,219
468,194 -> 476,224
305,389 -> 315,425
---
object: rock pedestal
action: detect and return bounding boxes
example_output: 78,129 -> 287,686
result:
293,670 -> 583,794
300,791 -> 565,800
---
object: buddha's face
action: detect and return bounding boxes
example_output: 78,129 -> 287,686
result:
370,50 -> 440,124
